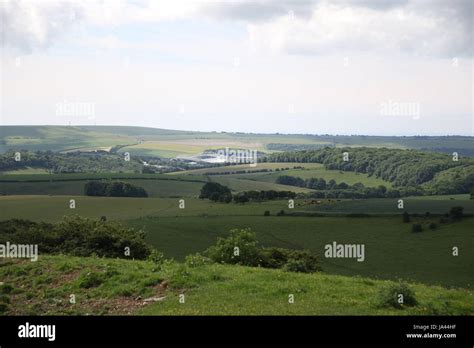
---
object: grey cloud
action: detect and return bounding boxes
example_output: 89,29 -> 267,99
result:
201,0 -> 317,22
0,1 -> 85,53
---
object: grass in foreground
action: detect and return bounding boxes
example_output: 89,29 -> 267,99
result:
0,255 -> 472,316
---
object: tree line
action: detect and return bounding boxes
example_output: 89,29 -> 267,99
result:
84,180 -> 148,197
199,182 -> 295,203
264,147 -> 474,195
0,150 -> 143,173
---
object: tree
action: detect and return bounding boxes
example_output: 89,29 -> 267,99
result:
233,192 -> 249,204
327,179 -> 337,189
84,181 -> 108,196
412,224 -> 423,233
199,182 -> 231,201
337,182 -> 349,189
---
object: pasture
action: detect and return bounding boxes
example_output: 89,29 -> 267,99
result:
171,162 -> 392,188
0,195 -> 471,288
128,215 -> 474,288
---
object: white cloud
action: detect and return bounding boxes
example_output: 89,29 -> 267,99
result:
0,0 -> 201,53
0,0 -> 85,52
246,1 -> 472,57
1,0 -> 471,57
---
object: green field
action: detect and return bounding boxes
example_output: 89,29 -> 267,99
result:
1,255 -> 472,315
0,179 -> 204,198
2,196 -> 472,222
1,195 -> 472,288
169,162 -> 325,175
2,126 -> 474,157
0,196 -> 289,221
0,173 -> 207,197
128,215 -> 474,288
172,162 -> 391,187
298,197 -> 474,214
209,176 -> 315,193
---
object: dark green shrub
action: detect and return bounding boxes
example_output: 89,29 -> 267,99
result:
259,247 -> 320,272
412,224 -> 423,233
276,210 -> 285,216
206,228 -> 260,266
205,231 -> 321,272
263,210 -> 270,216
377,282 -> 418,309
283,259 -> 311,273
147,250 -> 166,265
0,217 -> 151,259
428,222 -> 437,230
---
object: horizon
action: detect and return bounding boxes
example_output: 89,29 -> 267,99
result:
1,124 -> 473,138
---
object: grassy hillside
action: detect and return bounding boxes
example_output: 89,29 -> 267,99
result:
171,162 -> 392,191
1,255 -> 472,315
2,126 -> 473,157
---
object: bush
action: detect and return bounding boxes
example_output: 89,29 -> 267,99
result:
185,253 -> 212,268
259,247 -> 320,273
377,282 -> 418,309
147,250 -> 166,265
428,222 -> 437,230
263,210 -> 270,216
276,210 -> 285,216
205,228 -> 261,266
0,217 -> 152,259
283,259 -> 311,273
411,224 -> 423,233
205,232 -> 321,273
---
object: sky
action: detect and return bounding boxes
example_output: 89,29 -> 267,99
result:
1,0 -> 473,135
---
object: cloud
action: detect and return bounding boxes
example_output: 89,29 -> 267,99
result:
0,0 -> 200,53
245,0 -> 473,57
0,0 -> 86,52
1,0 -> 472,57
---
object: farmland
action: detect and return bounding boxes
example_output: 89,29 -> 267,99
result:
1,125 -> 473,317
2,126 -> 474,157
0,194 -> 473,288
